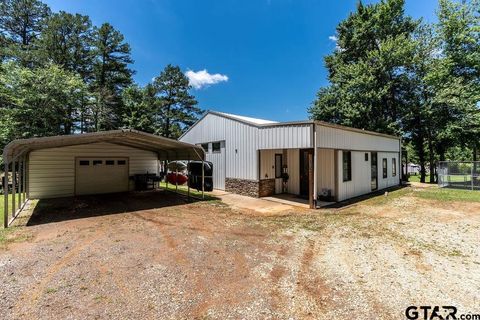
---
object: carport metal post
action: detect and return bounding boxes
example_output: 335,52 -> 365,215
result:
18,158 -> 22,210
22,155 -> 26,204
187,159 -> 190,200
3,160 -> 8,228
11,160 -> 16,218
175,167 -> 178,194
201,160 -> 205,199
165,161 -> 169,191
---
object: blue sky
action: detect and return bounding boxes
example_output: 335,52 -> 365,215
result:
43,0 -> 439,122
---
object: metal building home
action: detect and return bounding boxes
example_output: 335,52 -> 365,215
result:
180,111 -> 401,207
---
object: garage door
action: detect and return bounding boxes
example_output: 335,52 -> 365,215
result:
207,141 -> 226,190
75,158 -> 129,195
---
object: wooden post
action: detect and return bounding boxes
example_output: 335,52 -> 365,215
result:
11,160 -> 16,217
313,126 -> 318,209
201,160 -> 205,200
308,152 -> 314,209
3,160 -> 8,228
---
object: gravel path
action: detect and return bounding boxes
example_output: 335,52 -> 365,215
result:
0,189 -> 479,319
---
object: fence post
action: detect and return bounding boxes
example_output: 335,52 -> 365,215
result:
471,164 -> 474,191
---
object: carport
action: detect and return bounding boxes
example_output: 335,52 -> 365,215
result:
2,129 -> 205,228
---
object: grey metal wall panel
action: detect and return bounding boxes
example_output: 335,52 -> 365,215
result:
258,124 -> 312,149
317,124 -> 400,152
180,113 -> 259,180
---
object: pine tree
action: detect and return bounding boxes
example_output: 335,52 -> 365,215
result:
91,23 -> 133,131
152,64 -> 201,138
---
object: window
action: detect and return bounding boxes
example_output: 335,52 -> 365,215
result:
383,158 -> 388,178
275,154 -> 283,178
392,158 -> 397,177
365,153 -> 369,161
93,160 -> 102,166
79,160 -> 89,166
117,160 -> 126,165
201,143 -> 209,153
342,151 -> 352,182
106,160 -> 114,165
212,142 -> 221,153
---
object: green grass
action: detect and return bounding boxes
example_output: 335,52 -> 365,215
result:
0,194 -> 14,228
416,187 -> 480,202
159,182 -> 218,201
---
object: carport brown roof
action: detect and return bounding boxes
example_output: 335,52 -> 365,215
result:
3,129 -> 205,162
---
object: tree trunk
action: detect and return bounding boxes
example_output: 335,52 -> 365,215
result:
427,132 -> 435,184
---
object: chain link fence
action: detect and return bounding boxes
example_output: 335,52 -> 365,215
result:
438,161 -> 480,190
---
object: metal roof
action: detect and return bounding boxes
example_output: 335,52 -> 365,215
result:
213,111 -> 278,125
180,110 -> 400,141
3,129 -> 205,163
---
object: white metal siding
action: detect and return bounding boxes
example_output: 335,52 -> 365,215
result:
337,150 -> 372,201
29,142 -> 158,199
317,124 -> 400,152
377,152 -> 400,190
180,113 -> 259,180
317,149 -> 335,197
206,141 -> 226,190
258,124 -> 312,149
286,149 -> 300,195
259,149 -> 282,180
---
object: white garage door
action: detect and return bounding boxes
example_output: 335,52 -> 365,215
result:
207,141 -> 226,190
75,158 -> 129,195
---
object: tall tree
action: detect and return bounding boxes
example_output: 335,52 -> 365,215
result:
435,0 -> 480,161
309,0 -> 418,135
36,11 -> 93,81
152,64 -> 201,138
91,23 -> 133,131
0,61 -> 89,141
0,0 -> 50,65
121,84 -> 155,133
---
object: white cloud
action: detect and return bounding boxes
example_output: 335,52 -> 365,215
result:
185,69 -> 229,89
328,35 -> 338,42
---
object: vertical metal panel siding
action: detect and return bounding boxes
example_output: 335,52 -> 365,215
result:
337,150 -> 372,201
317,149 -> 335,196
377,152 -> 400,190
259,149 -> 282,180
286,149 -> 300,195
336,150 -> 400,201
317,125 -> 400,152
180,113 -> 259,180
258,124 -> 312,149
29,142 -> 158,199
206,141 -> 226,190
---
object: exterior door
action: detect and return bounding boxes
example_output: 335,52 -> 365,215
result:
299,149 -> 313,198
371,152 -> 378,191
75,158 -> 129,195
206,141 -> 226,190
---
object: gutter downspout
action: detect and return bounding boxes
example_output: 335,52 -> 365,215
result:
313,124 -> 318,209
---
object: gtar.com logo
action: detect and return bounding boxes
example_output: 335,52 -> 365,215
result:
405,306 -> 457,320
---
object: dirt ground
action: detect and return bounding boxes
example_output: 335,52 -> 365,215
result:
0,187 -> 479,320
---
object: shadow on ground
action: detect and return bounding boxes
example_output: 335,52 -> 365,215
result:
27,190 -> 219,226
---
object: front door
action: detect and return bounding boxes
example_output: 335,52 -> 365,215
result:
299,149 -> 313,198
371,152 -> 378,191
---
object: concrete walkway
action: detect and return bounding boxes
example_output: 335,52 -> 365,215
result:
210,190 -> 309,214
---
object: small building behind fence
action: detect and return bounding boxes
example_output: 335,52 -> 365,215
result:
438,161 -> 480,190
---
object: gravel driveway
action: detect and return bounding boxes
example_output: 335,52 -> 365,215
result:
0,188 -> 479,319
